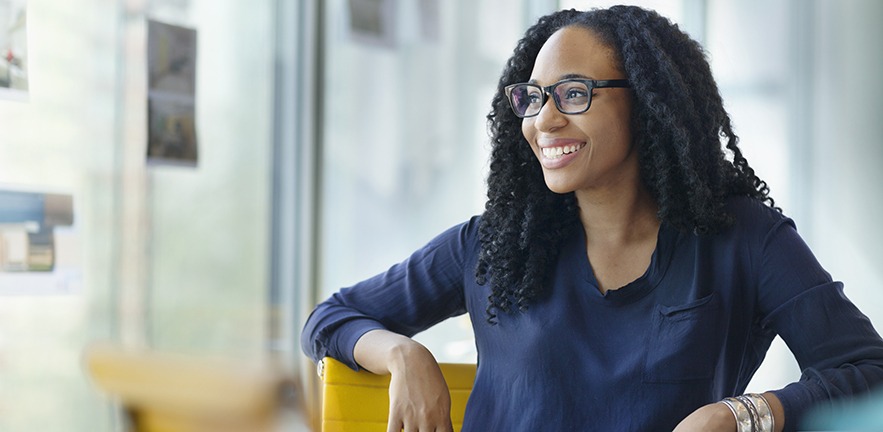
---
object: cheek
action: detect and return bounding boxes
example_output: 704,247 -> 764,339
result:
521,119 -> 536,146
609,116 -> 633,149
591,108 -> 632,148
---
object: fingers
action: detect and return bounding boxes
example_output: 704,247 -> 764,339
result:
386,413 -> 403,432
435,420 -> 455,432
384,348 -> 454,432
386,414 -> 454,432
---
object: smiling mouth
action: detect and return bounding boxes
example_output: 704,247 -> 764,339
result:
542,143 -> 585,159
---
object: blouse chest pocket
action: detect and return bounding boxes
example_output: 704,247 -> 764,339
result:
643,292 -> 721,383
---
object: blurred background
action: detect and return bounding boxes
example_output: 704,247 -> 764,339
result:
0,0 -> 881,430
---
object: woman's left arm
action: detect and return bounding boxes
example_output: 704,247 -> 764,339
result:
756,218 -> 883,431
678,215 -> 883,432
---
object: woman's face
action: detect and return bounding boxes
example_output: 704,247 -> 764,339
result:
521,26 -> 636,195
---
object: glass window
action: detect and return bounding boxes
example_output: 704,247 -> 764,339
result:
137,0 -> 274,359
318,0 -> 557,363
0,2 -> 120,429
0,1 -> 277,430
703,0 -> 796,392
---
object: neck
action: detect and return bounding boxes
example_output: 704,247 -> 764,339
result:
575,183 -> 660,246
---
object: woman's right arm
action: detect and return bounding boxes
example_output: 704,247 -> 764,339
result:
301,218 -> 480,431
354,329 -> 454,432
300,218 -> 477,367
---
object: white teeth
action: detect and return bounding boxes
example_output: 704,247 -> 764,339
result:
542,144 -> 583,159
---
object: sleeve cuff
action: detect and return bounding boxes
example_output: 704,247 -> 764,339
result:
333,317 -> 387,371
773,380 -> 826,432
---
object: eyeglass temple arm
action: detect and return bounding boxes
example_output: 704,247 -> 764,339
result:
593,79 -> 631,88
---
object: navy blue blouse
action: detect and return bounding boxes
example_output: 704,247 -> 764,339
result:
301,197 -> 883,431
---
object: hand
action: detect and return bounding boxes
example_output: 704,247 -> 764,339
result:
385,342 -> 453,432
672,402 -> 737,432
353,330 -> 454,432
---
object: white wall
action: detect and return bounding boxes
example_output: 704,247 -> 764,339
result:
807,0 -> 883,333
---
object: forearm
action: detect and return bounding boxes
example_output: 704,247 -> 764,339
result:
354,329 -> 453,431
353,328 -> 434,375
762,392 -> 785,432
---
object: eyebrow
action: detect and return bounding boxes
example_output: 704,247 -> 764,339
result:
527,73 -> 594,85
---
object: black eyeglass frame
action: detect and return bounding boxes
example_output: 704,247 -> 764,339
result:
504,78 -> 631,118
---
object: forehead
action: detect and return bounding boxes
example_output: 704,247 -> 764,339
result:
530,26 -> 621,83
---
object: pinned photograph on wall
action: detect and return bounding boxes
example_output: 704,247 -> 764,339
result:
146,19 -> 198,167
417,0 -> 439,43
0,187 -> 82,295
0,0 -> 28,101
147,98 -> 197,164
347,0 -> 397,48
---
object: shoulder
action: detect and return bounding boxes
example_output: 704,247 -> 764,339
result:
675,196 -> 797,253
449,215 -> 482,241
425,215 -> 483,255
723,195 -> 794,237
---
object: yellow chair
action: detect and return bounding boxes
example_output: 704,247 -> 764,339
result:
319,357 -> 476,432
84,344 -> 294,432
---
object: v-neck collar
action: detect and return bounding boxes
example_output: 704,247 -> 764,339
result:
566,220 -> 678,304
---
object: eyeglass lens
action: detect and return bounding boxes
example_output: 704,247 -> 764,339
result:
508,81 -> 592,118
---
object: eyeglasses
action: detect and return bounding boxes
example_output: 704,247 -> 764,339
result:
504,78 -> 631,118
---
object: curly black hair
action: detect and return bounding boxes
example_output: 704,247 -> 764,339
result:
475,6 -> 776,320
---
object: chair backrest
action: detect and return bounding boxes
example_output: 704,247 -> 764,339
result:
85,344 -> 289,432
319,357 -> 476,432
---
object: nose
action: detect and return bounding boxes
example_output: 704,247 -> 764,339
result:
532,93 -> 567,132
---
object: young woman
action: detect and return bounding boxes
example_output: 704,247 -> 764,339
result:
302,6 -> 883,431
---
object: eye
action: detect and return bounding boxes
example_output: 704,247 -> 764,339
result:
563,88 -> 587,100
526,89 -> 543,104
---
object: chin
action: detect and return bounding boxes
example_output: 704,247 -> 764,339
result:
543,180 -> 575,195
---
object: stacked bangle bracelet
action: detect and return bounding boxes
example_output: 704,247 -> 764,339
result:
719,393 -> 775,432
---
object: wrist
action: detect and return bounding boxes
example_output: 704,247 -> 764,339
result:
353,329 -> 427,375
704,401 -> 740,432
719,393 -> 776,432
385,336 -> 431,374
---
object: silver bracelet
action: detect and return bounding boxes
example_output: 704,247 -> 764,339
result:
736,395 -> 761,431
721,397 -> 754,432
743,393 -> 775,432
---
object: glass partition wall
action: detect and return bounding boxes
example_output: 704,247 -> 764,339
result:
131,0 -> 275,359
317,0 -> 557,364
0,2 -> 123,429
0,0 -> 278,430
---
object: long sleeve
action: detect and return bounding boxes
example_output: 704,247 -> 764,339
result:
300,217 -> 478,370
757,217 -> 883,431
